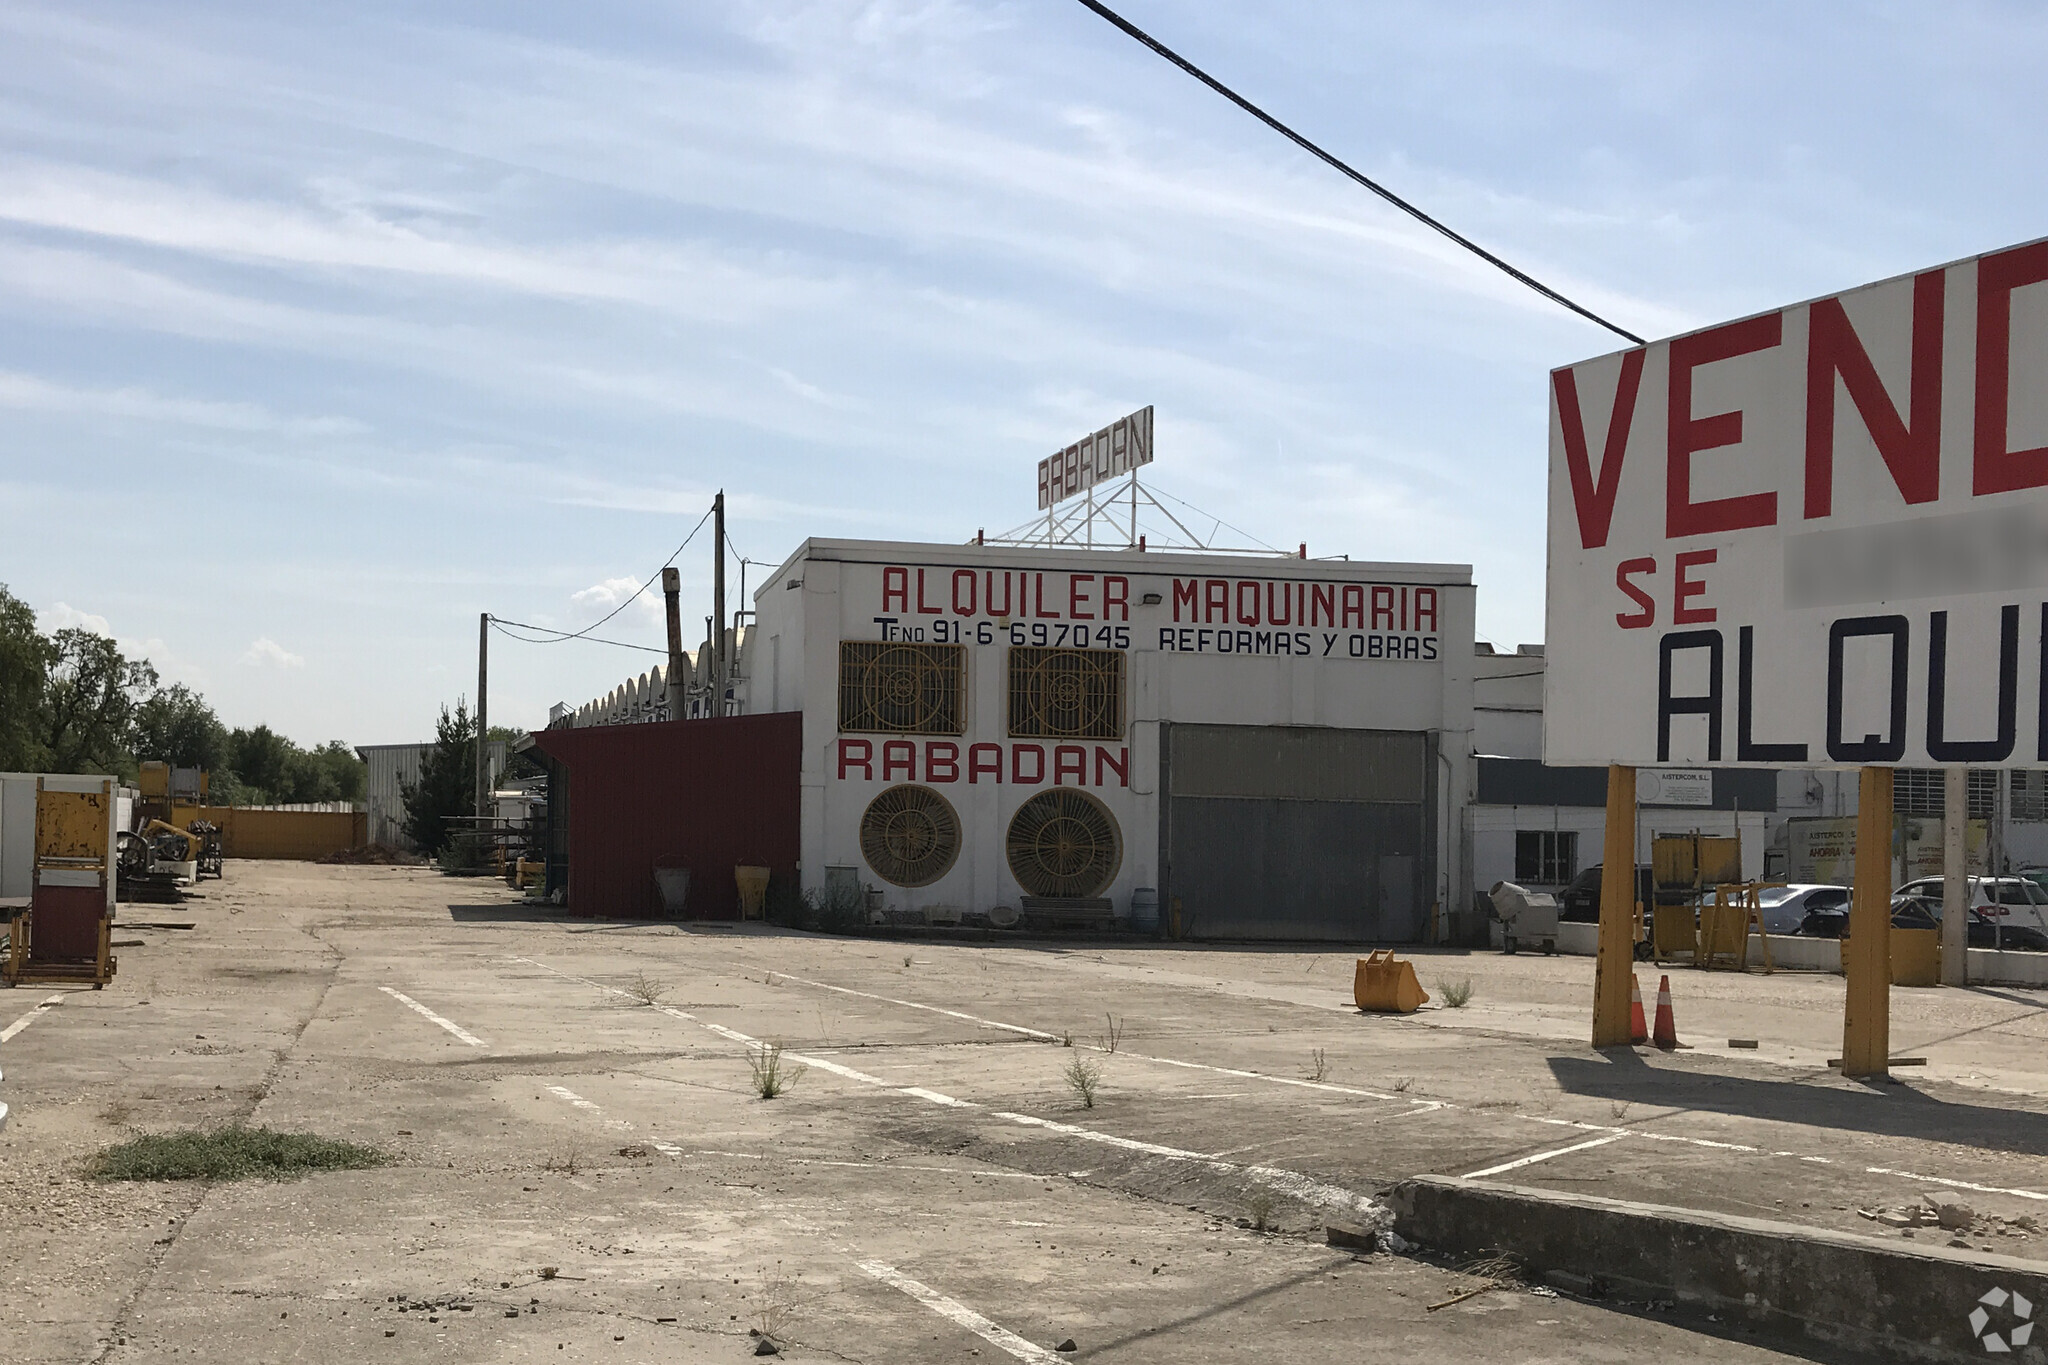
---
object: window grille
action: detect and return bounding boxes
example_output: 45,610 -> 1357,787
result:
1896,768 -> 1996,819
837,641 -> 965,735
1007,647 -> 1125,740
2013,771 -> 2048,823
1514,830 -> 1577,886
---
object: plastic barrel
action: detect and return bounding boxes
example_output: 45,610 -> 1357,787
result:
1129,887 -> 1160,934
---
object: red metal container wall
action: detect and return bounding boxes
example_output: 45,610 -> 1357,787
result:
533,713 -> 801,919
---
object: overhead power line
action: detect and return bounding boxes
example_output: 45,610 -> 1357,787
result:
487,501 -> 717,650
1069,0 -> 1646,346
488,618 -> 667,656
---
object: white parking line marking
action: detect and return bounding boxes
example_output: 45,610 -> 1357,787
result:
765,972 -> 1058,1040
757,965 -> 1418,1103
1,993 -> 65,1043
378,987 -> 486,1047
856,1260 -> 1065,1364
1463,1133 -> 1630,1180
514,956 -> 1387,1219
546,1084 -> 601,1112
1864,1167 -> 2048,1202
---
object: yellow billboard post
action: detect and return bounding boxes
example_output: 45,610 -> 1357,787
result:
1841,767 -> 1893,1079
1592,764 -> 1637,1048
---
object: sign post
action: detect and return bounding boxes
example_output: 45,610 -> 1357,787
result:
1593,764 -> 1638,1047
1842,767 -> 1894,1078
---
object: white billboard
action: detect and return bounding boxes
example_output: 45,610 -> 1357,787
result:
1545,235 -> 2048,768
1039,406 -> 1153,509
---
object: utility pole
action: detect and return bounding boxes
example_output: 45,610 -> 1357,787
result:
475,612 -> 489,831
712,490 -> 727,718
662,567 -> 685,721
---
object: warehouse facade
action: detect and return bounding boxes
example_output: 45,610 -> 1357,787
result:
743,538 -> 1477,940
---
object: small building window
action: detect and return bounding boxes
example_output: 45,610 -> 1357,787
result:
1007,647 -> 1125,740
838,641 -> 966,735
1898,768 -> 1997,819
1515,829 -> 1577,886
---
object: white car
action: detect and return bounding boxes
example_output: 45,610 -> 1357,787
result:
1893,876 -> 2048,951
1755,884 -> 1849,935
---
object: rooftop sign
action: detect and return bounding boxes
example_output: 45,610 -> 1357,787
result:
1038,405 -> 1153,509
1544,235 -> 2048,768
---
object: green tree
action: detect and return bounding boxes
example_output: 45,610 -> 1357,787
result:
227,724 -> 293,799
400,700 -> 476,856
131,684 -> 230,770
0,584 -> 55,770
43,629 -> 156,775
311,741 -> 367,802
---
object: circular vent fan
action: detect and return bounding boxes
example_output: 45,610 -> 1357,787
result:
1005,790 -> 1122,898
860,785 -> 962,888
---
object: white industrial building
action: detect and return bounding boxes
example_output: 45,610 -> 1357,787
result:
738,537 -> 1477,939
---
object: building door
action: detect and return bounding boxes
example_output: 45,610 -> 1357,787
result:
1163,724 -> 1431,942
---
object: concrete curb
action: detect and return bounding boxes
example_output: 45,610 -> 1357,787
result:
1387,1174 -> 2048,1363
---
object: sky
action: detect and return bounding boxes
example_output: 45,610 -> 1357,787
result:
3,1 -> 2047,745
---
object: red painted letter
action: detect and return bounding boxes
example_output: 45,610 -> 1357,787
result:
1615,558 -> 1656,629
1673,549 -> 1717,625
1011,744 -> 1045,785
1103,576 -> 1128,621
1172,579 -> 1199,622
1805,270 -> 1944,517
881,567 -> 908,614
1974,242 -> 2048,496
837,738 -> 872,779
915,569 -> 943,615
926,741 -> 959,782
968,743 -> 1003,783
951,570 -> 977,616
1095,746 -> 1128,787
1069,574 -> 1095,620
1053,745 -> 1087,785
1668,314 -> 1782,538
882,740 -> 917,780
1553,349 -> 1646,550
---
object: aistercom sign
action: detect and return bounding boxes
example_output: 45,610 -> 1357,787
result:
1545,235 -> 2048,768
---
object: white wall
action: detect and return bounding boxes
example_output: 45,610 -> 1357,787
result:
752,538 -> 1476,922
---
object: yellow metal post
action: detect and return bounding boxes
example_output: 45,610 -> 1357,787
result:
1842,766 -> 1893,1078
1592,764 -> 1637,1047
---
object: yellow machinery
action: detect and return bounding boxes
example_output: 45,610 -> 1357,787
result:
4,778 -> 118,989
1353,950 -> 1430,1013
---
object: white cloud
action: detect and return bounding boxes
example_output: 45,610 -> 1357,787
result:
239,637 -> 305,669
38,601 -> 111,636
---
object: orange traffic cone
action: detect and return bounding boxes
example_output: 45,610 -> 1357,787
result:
1652,974 -> 1679,1051
1629,974 -> 1649,1046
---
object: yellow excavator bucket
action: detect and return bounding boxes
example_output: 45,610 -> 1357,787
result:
1353,950 -> 1430,1013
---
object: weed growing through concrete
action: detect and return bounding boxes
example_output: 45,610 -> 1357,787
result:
1438,977 -> 1475,1009
1392,1076 -> 1413,1093
749,1042 -> 806,1099
624,970 -> 672,1007
1100,1014 -> 1124,1053
1244,1187 -> 1277,1233
903,955 -> 913,968
754,1261 -> 804,1343
1063,1054 -> 1102,1109
87,1127 -> 385,1183
98,1098 -> 135,1128
1307,1049 -> 1327,1082
1060,1030 -> 1073,1048
540,1144 -> 581,1176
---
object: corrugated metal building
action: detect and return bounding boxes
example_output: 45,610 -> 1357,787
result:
356,740 -> 507,850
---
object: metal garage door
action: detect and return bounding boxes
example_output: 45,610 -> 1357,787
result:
1163,724 -> 1432,941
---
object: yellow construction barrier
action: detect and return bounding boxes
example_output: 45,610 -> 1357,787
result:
1891,927 -> 1940,987
1353,950 -> 1430,1013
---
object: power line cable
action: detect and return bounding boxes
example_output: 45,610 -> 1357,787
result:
489,502 -> 716,645
1068,0 -> 1646,345
489,618 -> 668,656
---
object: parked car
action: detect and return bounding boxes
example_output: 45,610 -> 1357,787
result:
1558,864 -> 1656,923
1754,884 -> 1848,935
1803,877 -> 2048,950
